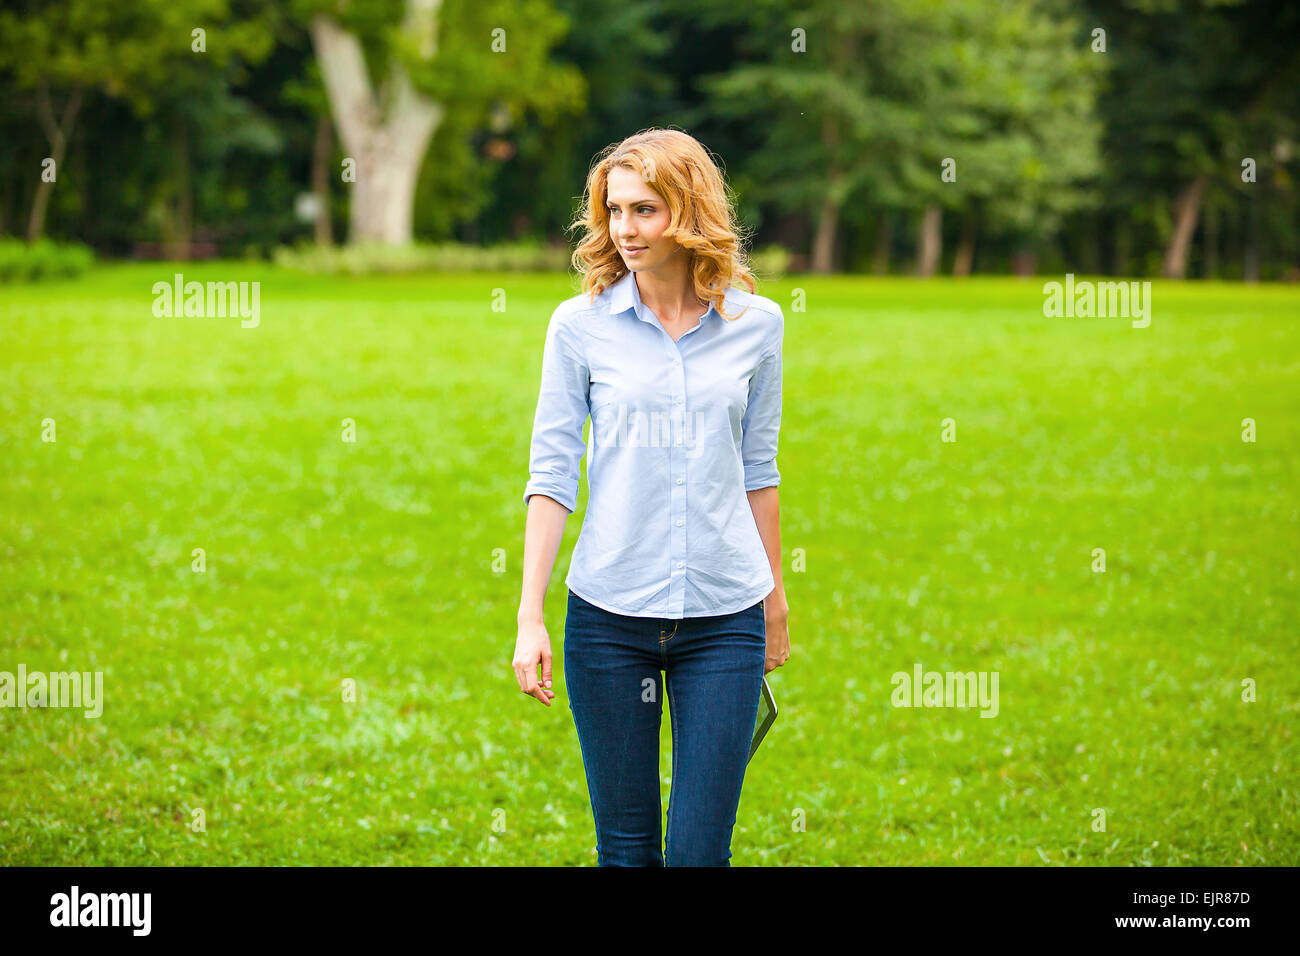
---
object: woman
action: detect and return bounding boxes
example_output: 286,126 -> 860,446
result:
513,127 -> 790,866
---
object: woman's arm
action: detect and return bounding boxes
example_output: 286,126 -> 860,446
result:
513,494 -> 569,706
515,304 -> 589,707
747,486 -> 790,672
518,494 -> 569,624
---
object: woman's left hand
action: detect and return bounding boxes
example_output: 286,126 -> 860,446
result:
763,595 -> 790,673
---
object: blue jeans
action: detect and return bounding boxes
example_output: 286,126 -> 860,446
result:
563,588 -> 766,866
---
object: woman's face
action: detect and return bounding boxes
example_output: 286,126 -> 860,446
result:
606,165 -> 679,272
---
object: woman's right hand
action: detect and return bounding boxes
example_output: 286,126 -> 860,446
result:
513,617 -> 556,706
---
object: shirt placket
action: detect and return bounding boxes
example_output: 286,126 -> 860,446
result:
667,339 -> 688,617
638,295 -> 705,619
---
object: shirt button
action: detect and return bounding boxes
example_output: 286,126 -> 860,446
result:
677,562 -> 684,569
675,437 -> 682,445
672,358 -> 680,366
676,519 -> 683,526
676,478 -> 683,484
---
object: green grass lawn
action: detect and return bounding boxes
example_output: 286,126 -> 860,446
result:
1,263 -> 1297,865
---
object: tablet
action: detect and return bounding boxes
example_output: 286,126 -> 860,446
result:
747,676 -> 778,764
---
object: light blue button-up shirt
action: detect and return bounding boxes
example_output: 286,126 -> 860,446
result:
524,269 -> 783,619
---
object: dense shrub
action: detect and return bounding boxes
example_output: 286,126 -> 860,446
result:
271,239 -> 793,279
749,244 -> 791,280
0,237 -> 95,282
272,240 -> 571,274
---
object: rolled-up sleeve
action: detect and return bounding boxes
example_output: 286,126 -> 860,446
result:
523,306 -> 590,513
740,313 -> 783,491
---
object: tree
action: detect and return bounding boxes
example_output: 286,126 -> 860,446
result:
1083,0 -> 1300,278
696,0 -> 1101,274
0,0 -> 272,242
300,0 -> 583,245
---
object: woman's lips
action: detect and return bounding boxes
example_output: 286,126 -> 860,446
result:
622,246 -> 646,257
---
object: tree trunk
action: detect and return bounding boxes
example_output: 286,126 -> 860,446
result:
811,107 -> 842,274
1077,215 -> 1100,275
871,213 -> 891,274
811,192 -> 839,274
952,209 -> 976,276
1011,248 -> 1037,276
1113,217 -> 1131,276
1203,202 -> 1217,279
1244,194 -> 1259,283
312,115 -> 334,245
916,205 -> 941,277
26,82 -> 83,242
310,3 -> 445,245
1162,174 -> 1207,278
162,114 -> 193,260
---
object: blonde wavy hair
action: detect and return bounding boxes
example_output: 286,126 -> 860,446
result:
567,128 -> 756,322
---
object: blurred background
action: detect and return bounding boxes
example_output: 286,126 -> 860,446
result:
1,0 -> 1297,279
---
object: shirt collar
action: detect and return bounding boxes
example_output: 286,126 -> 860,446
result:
607,270 -> 717,327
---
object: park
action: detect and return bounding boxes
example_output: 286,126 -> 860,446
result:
2,264 -> 1296,865
0,0 -> 1296,878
